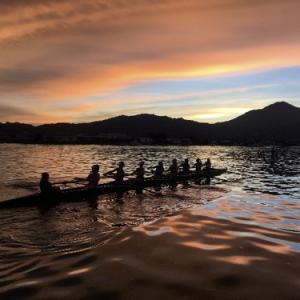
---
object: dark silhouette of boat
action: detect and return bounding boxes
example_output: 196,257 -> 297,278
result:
0,168 -> 226,209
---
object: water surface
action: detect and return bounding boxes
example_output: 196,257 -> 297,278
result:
0,144 -> 299,298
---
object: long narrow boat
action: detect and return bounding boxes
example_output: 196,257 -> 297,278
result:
0,168 -> 226,209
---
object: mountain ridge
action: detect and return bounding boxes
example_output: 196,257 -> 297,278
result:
0,102 -> 299,145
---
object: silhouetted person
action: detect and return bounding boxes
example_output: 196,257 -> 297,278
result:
154,161 -> 164,178
204,158 -> 212,185
204,158 -> 212,170
87,164 -> 100,188
169,159 -> 178,176
40,172 -> 60,195
133,161 -> 145,181
194,158 -> 202,174
104,161 -> 125,184
181,159 -> 190,175
133,161 -> 145,194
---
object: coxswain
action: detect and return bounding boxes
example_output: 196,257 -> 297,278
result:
87,164 -> 100,188
169,159 -> 178,176
194,158 -> 202,174
39,172 -> 60,195
154,161 -> 164,178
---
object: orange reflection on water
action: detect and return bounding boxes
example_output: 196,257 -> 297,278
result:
68,267 -> 91,276
250,227 -> 290,237
135,225 -> 189,237
252,242 -> 291,255
215,255 -> 267,266
204,233 -> 235,240
181,241 -> 231,251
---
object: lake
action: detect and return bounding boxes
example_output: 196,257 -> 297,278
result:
0,144 -> 299,299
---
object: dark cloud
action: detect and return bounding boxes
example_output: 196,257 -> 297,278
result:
0,68 -> 65,89
0,104 -> 35,118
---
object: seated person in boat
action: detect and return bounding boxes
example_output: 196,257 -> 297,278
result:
40,172 -> 60,195
169,159 -> 178,176
204,158 -> 212,170
104,161 -> 125,184
133,161 -> 145,181
181,158 -> 190,175
194,158 -> 202,174
87,164 -> 100,188
154,161 -> 164,178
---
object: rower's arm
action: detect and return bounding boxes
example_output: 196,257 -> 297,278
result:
103,168 -> 117,176
74,177 -> 87,182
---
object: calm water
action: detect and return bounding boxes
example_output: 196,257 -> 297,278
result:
0,144 -> 299,299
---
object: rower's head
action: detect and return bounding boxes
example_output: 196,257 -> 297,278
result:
41,172 -> 49,181
196,158 -> 200,163
92,164 -> 100,173
172,159 -> 177,164
158,161 -> 163,167
119,161 -> 125,168
139,161 -> 144,167
184,158 -> 189,163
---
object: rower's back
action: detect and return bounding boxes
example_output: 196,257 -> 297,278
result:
87,164 -> 100,188
182,159 -> 190,174
136,162 -> 145,181
170,159 -> 178,176
195,159 -> 202,173
115,162 -> 125,184
205,158 -> 212,170
155,161 -> 164,177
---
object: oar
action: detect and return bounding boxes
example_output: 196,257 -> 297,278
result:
53,173 -> 119,186
13,178 -> 83,189
50,178 -> 84,186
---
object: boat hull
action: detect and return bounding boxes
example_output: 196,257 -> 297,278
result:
0,168 -> 226,209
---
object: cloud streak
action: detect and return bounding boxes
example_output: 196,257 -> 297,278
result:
0,0 -> 300,122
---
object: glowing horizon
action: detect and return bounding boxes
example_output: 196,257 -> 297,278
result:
1,0 -> 300,124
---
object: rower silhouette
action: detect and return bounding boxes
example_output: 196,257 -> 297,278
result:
133,161 -> 145,194
181,158 -> 190,175
87,164 -> 100,188
40,173 -> 60,195
104,161 -> 125,184
194,158 -> 202,184
204,158 -> 212,185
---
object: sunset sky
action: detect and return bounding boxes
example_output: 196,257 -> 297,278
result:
1,0 -> 300,124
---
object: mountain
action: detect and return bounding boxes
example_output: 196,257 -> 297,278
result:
214,102 -> 300,144
0,122 -> 35,142
35,114 -> 212,144
0,102 -> 299,145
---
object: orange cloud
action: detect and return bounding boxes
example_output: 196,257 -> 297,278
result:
0,0 -> 300,122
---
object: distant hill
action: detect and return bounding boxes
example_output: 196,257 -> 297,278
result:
0,102 -> 299,145
213,102 -> 300,144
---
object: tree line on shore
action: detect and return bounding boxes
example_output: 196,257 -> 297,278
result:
1,102 -> 299,145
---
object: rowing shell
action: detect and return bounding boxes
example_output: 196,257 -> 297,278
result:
0,168 -> 226,209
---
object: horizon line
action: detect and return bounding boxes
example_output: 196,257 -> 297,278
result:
0,100 -> 297,127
